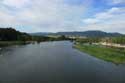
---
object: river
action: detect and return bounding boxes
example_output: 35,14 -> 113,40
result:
0,41 -> 125,83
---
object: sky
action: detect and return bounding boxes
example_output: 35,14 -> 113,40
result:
0,0 -> 125,33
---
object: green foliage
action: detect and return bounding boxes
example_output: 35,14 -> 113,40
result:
56,35 -> 70,41
31,36 -> 53,42
75,44 -> 125,64
76,36 -> 125,45
0,28 -> 72,47
0,41 -> 27,47
112,37 -> 125,44
0,28 -> 31,41
76,37 -> 100,44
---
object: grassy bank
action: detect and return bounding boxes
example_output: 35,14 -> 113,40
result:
0,41 -> 28,47
75,44 -> 125,64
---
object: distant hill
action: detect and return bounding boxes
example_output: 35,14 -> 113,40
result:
30,32 -> 53,36
31,30 -> 123,37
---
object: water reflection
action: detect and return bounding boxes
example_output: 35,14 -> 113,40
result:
0,41 -> 125,83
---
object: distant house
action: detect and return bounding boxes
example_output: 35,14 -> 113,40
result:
47,35 -> 61,38
99,42 -> 125,48
67,36 -> 87,39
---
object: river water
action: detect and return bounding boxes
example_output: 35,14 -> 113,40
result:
0,41 -> 125,83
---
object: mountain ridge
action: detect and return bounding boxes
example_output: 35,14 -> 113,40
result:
30,30 -> 123,37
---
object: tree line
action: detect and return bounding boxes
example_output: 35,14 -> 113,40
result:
76,36 -> 125,45
0,28 -> 31,41
0,28 -> 70,42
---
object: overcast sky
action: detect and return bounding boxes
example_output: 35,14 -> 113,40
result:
0,0 -> 125,33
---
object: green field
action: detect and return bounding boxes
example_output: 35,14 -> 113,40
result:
75,44 -> 125,64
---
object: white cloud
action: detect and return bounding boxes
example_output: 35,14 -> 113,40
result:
2,0 -> 30,8
0,0 -> 124,33
83,18 -> 99,24
106,0 -> 125,5
0,0 -> 92,32
83,7 -> 125,24
111,0 -> 125,4
82,7 -> 125,33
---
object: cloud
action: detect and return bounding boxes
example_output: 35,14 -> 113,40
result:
83,18 -> 99,24
106,0 -> 125,5
111,0 -> 125,4
82,7 -> 125,33
0,0 -> 92,32
2,0 -> 30,8
83,7 -> 125,23
0,0 -> 124,33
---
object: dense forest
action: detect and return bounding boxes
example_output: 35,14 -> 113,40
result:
0,28 -> 31,41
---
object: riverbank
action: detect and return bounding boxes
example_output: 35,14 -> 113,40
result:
0,41 -> 29,47
93,42 -> 125,48
75,44 -> 125,64
0,40 -> 71,47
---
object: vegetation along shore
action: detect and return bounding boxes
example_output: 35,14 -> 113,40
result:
75,37 -> 125,64
0,27 -> 70,47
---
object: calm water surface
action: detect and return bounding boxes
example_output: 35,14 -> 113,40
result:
0,41 -> 125,83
